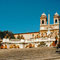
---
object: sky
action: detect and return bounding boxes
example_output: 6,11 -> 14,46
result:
0,0 -> 60,33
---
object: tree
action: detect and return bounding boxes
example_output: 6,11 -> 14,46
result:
20,35 -> 24,39
0,31 -> 5,39
17,35 -> 21,39
0,30 -> 15,39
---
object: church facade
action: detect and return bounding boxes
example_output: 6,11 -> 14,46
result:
1,12 -> 60,49
14,12 -> 60,40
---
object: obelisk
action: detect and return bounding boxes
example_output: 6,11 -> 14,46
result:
47,14 -> 50,36
48,14 -> 50,26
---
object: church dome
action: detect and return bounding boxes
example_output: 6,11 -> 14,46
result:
40,13 -> 47,19
54,12 -> 59,18
42,13 -> 46,16
54,12 -> 59,16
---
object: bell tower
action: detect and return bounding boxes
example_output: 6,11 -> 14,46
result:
40,13 -> 47,25
54,12 -> 59,24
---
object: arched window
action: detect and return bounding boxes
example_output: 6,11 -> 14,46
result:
55,19 -> 57,23
42,20 -> 44,24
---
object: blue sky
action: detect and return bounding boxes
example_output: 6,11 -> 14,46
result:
0,0 -> 60,33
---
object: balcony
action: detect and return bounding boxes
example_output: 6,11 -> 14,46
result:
40,27 -> 47,30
